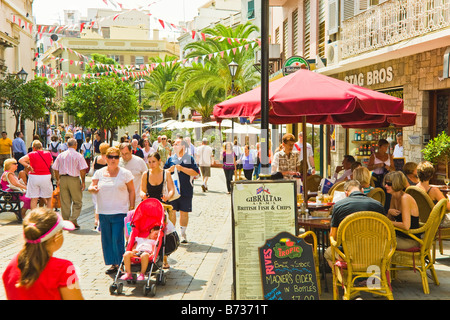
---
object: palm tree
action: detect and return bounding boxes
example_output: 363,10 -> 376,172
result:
143,56 -> 181,119
183,22 -> 260,97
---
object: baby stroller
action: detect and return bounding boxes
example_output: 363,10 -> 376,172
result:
109,198 -> 168,297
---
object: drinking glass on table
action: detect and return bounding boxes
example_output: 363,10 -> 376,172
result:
297,193 -> 304,205
445,178 -> 450,190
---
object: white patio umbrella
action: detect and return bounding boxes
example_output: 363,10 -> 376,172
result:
151,119 -> 177,129
204,119 -> 234,127
178,120 -> 208,128
223,123 -> 261,134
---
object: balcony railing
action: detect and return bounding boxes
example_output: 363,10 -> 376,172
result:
341,0 -> 450,59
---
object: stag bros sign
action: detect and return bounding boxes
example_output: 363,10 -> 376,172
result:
344,66 -> 394,86
259,232 -> 319,300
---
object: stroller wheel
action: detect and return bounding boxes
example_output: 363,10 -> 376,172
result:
157,272 -> 167,286
144,283 -> 157,297
117,282 -> 124,295
109,284 -> 117,295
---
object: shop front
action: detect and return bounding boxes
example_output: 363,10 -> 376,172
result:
324,46 -> 450,178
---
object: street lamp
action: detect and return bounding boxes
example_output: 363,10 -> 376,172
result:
16,68 -> 28,83
134,78 -> 146,134
228,60 -> 239,143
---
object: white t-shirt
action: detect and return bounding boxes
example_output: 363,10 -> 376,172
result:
135,237 -> 157,254
196,145 -> 213,167
119,155 -> 148,205
93,167 -> 134,214
393,144 -> 403,158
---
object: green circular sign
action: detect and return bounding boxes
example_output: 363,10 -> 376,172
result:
283,56 -> 310,76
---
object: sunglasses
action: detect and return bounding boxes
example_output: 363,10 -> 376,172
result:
385,181 -> 393,186
107,155 -> 120,160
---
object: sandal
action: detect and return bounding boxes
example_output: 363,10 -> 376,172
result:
163,263 -> 170,269
105,265 -> 118,274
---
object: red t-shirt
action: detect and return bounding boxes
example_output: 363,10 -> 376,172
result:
29,150 -> 53,175
2,254 -> 78,300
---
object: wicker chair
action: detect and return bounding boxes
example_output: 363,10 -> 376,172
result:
306,174 -> 322,194
367,187 -> 386,206
297,231 -> 321,296
330,211 -> 397,300
405,186 -> 450,257
329,181 -> 345,197
390,199 -> 447,295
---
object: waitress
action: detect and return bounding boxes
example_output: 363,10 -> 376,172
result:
368,139 -> 395,188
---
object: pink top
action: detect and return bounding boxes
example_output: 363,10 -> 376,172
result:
52,148 -> 88,177
29,151 -> 53,175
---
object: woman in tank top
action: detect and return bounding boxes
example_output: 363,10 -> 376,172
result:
368,139 -> 395,188
384,171 -> 421,250
140,152 -> 174,203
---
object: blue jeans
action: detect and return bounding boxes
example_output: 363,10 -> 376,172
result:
99,213 -> 126,266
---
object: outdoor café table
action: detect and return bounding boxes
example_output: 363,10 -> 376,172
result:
430,184 -> 450,196
298,213 -> 332,292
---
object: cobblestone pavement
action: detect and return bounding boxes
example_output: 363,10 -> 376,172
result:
1,167 -> 450,300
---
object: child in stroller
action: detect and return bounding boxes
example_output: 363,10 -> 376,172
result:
120,225 -> 160,281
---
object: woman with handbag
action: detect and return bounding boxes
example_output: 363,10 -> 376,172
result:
19,140 -> 53,209
140,152 -> 177,268
1,159 -> 31,218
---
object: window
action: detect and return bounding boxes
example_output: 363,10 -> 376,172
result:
292,9 -> 298,55
247,0 -> 255,19
304,0 -> 311,59
135,56 -> 145,66
283,19 -> 288,60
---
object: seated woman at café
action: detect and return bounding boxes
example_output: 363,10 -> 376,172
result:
403,162 -> 419,186
415,161 -> 450,212
384,171 -> 421,250
353,166 -> 373,195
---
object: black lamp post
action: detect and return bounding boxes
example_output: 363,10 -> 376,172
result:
228,60 -> 238,141
134,78 -> 146,134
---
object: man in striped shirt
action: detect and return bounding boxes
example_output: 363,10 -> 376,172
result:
52,138 -> 88,230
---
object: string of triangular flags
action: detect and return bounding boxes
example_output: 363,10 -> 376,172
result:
40,40 -> 260,88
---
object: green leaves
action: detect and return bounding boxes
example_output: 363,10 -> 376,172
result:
422,131 -> 450,164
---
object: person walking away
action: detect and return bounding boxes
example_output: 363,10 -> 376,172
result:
74,127 -> 85,152
233,139 -> 242,180
0,131 -> 13,171
12,131 -> 27,172
2,207 -> 83,300
222,142 -> 236,194
48,135 -> 60,162
196,138 -> 213,191
46,125 -> 52,148
80,137 -> 93,173
19,140 -> 53,209
88,147 -> 135,275
164,138 -> 200,243
52,138 -> 88,230
119,143 -> 148,208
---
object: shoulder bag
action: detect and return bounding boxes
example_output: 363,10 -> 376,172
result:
163,168 -> 180,202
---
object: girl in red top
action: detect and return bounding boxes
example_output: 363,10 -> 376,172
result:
2,207 -> 83,300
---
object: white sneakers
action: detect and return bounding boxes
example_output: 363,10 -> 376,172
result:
180,226 -> 188,244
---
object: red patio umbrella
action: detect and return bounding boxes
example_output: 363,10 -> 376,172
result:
213,69 -> 413,203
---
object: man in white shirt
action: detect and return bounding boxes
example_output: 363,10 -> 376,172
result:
294,132 -> 316,174
196,138 -> 214,192
119,143 -> 148,207
393,133 -> 403,158
333,155 -> 356,184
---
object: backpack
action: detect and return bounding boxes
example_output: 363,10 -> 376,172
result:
50,142 -> 60,158
83,143 -> 92,159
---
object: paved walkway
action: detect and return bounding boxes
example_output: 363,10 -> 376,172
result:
1,167 -> 450,300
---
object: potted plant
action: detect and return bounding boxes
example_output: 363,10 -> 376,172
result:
422,131 -> 450,182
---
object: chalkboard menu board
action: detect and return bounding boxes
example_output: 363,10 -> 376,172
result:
232,180 -> 297,300
394,157 -> 405,172
259,231 -> 319,300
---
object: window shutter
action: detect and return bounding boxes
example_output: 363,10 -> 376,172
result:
340,0 -> 355,21
355,0 -> 370,15
328,0 -> 339,35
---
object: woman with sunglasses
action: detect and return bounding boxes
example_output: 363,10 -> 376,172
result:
384,171 -> 420,250
1,158 -> 31,218
89,147 -> 135,275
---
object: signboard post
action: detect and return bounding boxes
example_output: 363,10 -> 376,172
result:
259,231 -> 320,300
231,180 -> 297,300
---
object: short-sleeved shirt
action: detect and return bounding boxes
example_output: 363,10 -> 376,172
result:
0,138 -> 13,155
29,150 -> 53,175
119,155 -> 148,205
52,148 -> 88,177
330,191 -> 385,229
2,254 -> 78,300
164,153 -> 199,198
157,144 -> 172,164
272,150 -> 301,178
92,167 -> 134,214
196,145 -> 213,167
